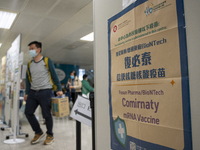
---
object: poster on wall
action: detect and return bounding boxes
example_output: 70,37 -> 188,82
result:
108,0 -> 192,150
0,56 -> 6,99
4,34 -> 21,126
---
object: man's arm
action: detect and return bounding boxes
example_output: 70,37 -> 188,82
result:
48,58 -> 63,96
72,79 -> 82,90
84,81 -> 94,92
24,71 -> 31,100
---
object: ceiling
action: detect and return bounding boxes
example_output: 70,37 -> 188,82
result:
0,0 -> 93,69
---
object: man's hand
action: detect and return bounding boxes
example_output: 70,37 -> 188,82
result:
24,95 -> 28,101
56,91 -> 63,96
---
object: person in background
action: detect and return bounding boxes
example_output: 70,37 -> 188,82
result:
66,71 -> 82,106
81,74 -> 94,98
24,41 -> 63,145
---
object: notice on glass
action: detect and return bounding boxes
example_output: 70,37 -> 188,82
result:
108,0 -> 192,150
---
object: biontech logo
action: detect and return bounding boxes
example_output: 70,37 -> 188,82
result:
113,25 -> 117,32
144,6 -> 153,16
144,1 -> 169,16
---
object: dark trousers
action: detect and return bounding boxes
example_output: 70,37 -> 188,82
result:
71,92 -> 81,103
25,89 -> 53,136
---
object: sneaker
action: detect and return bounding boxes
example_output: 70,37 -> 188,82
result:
31,133 -> 45,144
44,134 -> 54,145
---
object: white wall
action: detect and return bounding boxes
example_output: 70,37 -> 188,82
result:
93,0 -> 122,150
184,0 -> 200,149
94,0 -> 200,149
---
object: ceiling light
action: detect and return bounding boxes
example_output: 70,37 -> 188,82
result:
80,32 -> 94,41
0,43 -> 2,48
0,11 -> 17,29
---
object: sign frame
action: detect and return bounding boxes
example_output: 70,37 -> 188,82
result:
108,0 -> 192,149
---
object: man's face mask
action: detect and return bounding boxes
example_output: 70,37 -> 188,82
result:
29,49 -> 38,57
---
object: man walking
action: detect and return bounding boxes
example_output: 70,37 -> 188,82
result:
24,41 -> 63,145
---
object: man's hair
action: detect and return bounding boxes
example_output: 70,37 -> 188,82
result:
83,74 -> 88,79
28,41 -> 42,52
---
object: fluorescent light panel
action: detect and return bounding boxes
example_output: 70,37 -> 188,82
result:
0,11 -> 17,29
80,32 -> 94,41
0,43 -> 2,48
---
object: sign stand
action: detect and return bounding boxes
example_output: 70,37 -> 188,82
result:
76,121 -> 81,150
4,138 -> 25,144
70,94 -> 95,150
3,83 -> 25,144
3,36 -> 26,144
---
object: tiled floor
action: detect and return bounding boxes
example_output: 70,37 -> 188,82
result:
0,113 -> 92,150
